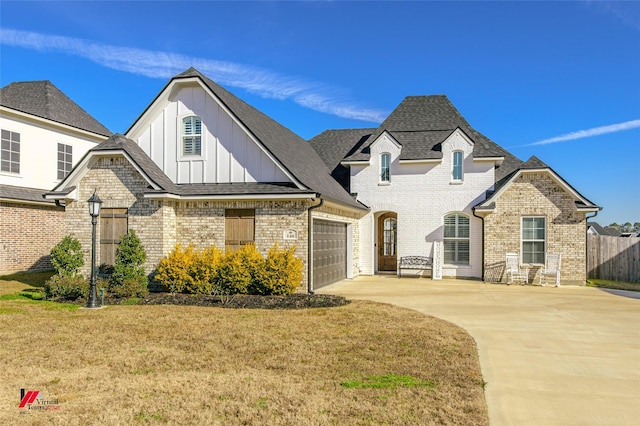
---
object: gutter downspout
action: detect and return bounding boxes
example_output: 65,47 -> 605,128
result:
307,196 -> 324,294
585,210 -> 599,284
472,208 -> 485,282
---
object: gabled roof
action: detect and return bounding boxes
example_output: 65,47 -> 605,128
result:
0,80 -> 111,136
50,69 -> 366,210
474,155 -> 600,213
123,68 -> 364,210
46,134 -> 318,201
587,222 -> 622,237
310,95 -> 521,182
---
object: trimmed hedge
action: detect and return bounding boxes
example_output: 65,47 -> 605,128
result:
155,243 -> 304,296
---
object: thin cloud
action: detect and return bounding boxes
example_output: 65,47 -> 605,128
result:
0,28 -> 387,123
524,119 -> 640,146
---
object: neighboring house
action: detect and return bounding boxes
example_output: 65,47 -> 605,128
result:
310,96 -> 600,285
587,222 -> 621,237
46,68 -> 367,290
44,68 -> 600,289
0,81 -> 111,273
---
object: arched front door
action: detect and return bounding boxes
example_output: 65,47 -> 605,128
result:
378,212 -> 397,272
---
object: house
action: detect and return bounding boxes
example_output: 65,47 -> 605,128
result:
45,68 -> 367,290
587,222 -> 621,237
310,96 -> 600,285
45,68 -> 599,289
0,81 -> 111,273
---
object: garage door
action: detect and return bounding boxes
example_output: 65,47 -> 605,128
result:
313,220 -> 347,289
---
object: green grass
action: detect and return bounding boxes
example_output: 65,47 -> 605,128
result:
0,292 -> 80,311
586,279 -> 640,292
340,374 -> 436,390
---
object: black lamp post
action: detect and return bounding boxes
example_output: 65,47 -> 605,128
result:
86,190 -> 102,308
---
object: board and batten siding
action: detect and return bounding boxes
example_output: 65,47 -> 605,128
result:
133,85 -> 289,185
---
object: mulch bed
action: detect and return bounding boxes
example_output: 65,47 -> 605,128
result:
95,292 -> 350,309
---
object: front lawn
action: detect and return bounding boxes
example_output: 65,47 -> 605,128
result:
0,274 -> 488,425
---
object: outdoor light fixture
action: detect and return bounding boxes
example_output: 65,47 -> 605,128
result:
86,190 -> 102,308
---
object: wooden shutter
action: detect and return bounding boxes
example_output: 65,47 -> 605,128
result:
225,209 -> 255,252
100,208 -> 128,266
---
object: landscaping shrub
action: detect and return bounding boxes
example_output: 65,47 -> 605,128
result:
252,244 -> 303,295
187,245 -> 223,294
154,242 -> 304,295
44,274 -> 88,300
50,235 -> 84,276
110,230 -> 148,298
216,244 -> 263,295
155,244 -> 196,293
112,278 -> 149,298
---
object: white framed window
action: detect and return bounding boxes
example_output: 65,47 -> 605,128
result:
182,116 -> 202,156
443,213 -> 470,264
380,153 -> 390,183
522,217 -> 545,264
452,151 -> 463,181
1,129 -> 20,174
57,143 -> 73,180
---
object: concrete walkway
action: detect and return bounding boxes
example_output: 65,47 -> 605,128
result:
317,276 -> 640,426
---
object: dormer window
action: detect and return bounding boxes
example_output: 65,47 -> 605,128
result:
182,116 -> 202,156
380,153 -> 390,183
452,151 -> 463,182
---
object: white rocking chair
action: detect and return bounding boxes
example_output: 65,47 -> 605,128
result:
505,252 -> 528,284
540,253 -> 562,287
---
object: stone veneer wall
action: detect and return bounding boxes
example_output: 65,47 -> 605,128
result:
482,172 -> 587,285
0,201 -> 64,273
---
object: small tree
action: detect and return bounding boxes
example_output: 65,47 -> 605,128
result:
110,230 -> 148,297
50,235 -> 84,276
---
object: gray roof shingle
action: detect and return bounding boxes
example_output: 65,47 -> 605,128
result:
477,155 -> 600,211
142,68 -> 365,209
0,184 -> 57,204
308,128 -> 375,188
0,80 -> 111,136
310,95 -> 522,182
58,133 -> 316,199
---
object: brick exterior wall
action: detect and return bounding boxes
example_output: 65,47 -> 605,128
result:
64,154 -> 360,290
482,172 -> 588,285
350,130 -> 491,278
0,201 -> 64,273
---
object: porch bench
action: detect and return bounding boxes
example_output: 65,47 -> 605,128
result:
397,256 -> 433,278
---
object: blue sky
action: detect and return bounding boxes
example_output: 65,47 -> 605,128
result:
1,1 -> 638,225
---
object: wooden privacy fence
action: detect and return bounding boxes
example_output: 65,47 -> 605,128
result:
587,235 -> 640,282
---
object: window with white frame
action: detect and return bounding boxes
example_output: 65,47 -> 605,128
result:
1,129 -> 20,174
452,151 -> 463,181
182,116 -> 202,156
57,143 -> 72,180
522,217 -> 545,264
443,213 -> 470,264
380,153 -> 390,183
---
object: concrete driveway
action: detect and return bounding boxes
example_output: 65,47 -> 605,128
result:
317,276 -> 640,426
